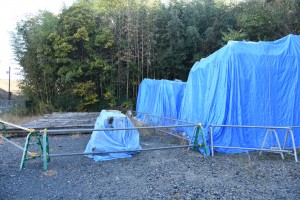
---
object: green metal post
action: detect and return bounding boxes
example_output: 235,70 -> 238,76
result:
0,122 -> 8,138
20,133 -> 31,170
43,129 -> 50,171
193,126 -> 200,150
20,130 -> 44,170
199,125 -> 208,156
192,124 -> 209,156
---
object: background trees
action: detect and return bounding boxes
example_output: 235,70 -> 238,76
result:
12,0 -> 300,113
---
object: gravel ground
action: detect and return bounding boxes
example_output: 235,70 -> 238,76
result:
0,131 -> 300,200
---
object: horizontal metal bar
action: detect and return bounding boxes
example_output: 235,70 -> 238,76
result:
0,120 -> 31,132
49,144 -> 195,157
41,124 -> 198,134
23,124 -> 95,130
214,145 -> 292,153
210,124 -> 291,129
133,111 -> 198,125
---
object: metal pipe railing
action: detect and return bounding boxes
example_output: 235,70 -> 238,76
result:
49,144 -> 196,157
40,124 -> 198,134
132,111 -> 198,125
0,134 -> 26,151
0,120 -> 31,132
209,124 -> 292,129
213,145 -> 292,153
209,124 -> 299,162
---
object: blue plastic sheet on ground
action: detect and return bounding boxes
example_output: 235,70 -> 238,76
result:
179,34 -> 300,153
136,78 -> 186,125
84,110 -> 141,161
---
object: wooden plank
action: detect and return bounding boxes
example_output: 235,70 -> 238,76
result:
21,112 -> 99,129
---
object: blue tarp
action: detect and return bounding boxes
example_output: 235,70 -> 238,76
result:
180,34 -> 300,153
84,110 -> 141,161
136,78 -> 186,124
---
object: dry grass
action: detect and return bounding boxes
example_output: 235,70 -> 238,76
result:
0,113 -> 41,126
130,118 -> 157,136
44,170 -> 58,176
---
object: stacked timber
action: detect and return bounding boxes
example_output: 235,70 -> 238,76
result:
21,112 -> 99,129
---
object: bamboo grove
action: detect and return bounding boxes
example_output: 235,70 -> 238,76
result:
12,0 -> 300,113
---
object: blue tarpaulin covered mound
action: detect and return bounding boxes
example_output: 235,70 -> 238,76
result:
136,78 -> 186,124
84,110 -> 141,161
180,34 -> 300,153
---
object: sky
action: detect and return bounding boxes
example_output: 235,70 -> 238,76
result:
0,0 -> 76,80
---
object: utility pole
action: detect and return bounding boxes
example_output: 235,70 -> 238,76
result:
8,66 -> 11,100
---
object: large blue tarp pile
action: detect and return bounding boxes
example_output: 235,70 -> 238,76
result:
179,34 -> 300,153
135,35 -> 300,154
84,110 -> 141,161
136,78 -> 186,124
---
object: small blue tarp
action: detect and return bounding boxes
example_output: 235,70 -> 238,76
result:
180,34 -> 300,153
84,110 -> 141,161
136,78 -> 186,124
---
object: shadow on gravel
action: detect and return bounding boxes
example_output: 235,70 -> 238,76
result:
1,133 -> 300,200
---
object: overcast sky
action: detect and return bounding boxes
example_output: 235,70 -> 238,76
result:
0,0 -> 75,80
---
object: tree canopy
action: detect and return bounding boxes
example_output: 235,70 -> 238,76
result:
12,0 -> 300,113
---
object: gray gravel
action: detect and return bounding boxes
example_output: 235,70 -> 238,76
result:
0,132 -> 299,200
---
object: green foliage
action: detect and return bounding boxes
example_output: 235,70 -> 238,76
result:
5,105 -> 30,117
95,28 -> 114,48
222,28 -> 247,43
222,0 -> 300,41
73,81 -> 99,111
104,85 -> 117,108
12,11 -> 59,115
12,0 -> 300,114
52,94 -> 81,111
121,99 -> 134,110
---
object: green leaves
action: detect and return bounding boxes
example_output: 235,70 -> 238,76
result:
74,27 -> 90,41
222,0 -> 300,42
95,28 -> 114,48
12,0 -> 300,114
73,81 -> 99,111
222,28 -> 247,43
